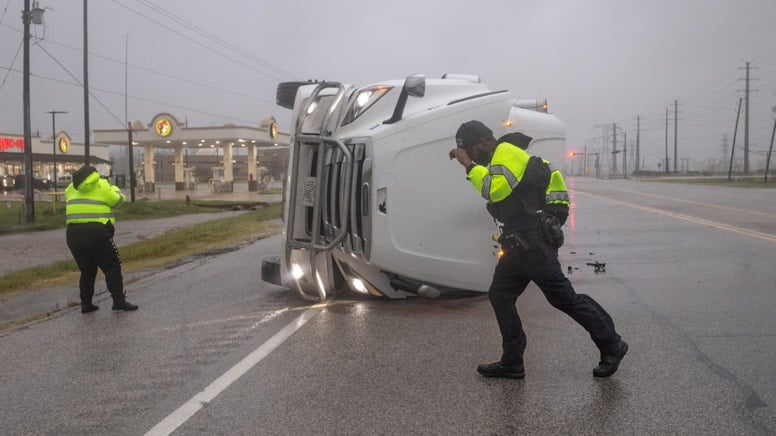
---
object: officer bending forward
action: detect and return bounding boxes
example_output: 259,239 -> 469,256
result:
449,121 -> 627,379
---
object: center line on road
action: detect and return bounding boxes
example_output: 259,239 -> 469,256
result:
145,306 -> 323,436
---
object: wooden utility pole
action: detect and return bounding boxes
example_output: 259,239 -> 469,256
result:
635,115 -> 641,173
665,107 -> 669,173
673,100 -> 679,173
728,97 -> 743,181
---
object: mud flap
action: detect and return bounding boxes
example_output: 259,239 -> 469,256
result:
261,256 -> 282,286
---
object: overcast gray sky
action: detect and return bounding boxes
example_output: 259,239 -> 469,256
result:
2,0 -> 776,170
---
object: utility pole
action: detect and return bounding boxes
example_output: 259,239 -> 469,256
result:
664,107 -> 669,173
21,1 -> 45,224
611,123 -> 618,175
738,60 -> 759,174
622,130 -> 627,179
83,0 -> 90,165
765,102 -> 776,184
635,115 -> 641,173
673,99 -> 679,173
47,110 -> 67,190
128,122 -> 135,202
744,61 -> 750,174
22,0 -> 34,223
728,97 -> 743,181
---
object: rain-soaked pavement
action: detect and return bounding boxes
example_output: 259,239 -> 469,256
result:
0,176 -> 774,434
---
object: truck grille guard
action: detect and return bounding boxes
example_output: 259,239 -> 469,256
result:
285,82 -> 368,301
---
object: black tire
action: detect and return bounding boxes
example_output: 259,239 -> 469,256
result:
276,81 -> 312,110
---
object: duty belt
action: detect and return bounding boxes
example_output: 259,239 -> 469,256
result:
498,232 -> 531,254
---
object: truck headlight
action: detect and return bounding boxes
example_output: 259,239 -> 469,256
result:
342,85 -> 392,125
351,278 -> 369,294
290,263 -> 305,280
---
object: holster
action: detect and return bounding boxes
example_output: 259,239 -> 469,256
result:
539,212 -> 564,248
498,232 -> 531,254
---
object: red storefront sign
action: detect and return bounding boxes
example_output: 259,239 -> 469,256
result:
0,137 -> 24,151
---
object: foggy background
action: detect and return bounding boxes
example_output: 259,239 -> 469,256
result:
1,0 -> 776,172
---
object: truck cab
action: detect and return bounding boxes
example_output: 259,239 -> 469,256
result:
262,74 -> 565,301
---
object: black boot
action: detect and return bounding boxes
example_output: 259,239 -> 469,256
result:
593,339 -> 628,377
112,299 -> 138,311
477,361 -> 525,379
81,304 -> 99,313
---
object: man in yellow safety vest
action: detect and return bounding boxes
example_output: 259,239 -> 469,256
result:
65,165 -> 138,313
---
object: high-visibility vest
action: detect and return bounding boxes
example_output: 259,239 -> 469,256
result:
468,142 -> 532,202
466,141 -> 549,231
65,171 -> 125,225
545,161 -> 571,208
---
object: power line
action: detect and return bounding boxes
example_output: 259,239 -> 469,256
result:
34,41 -> 124,127
0,64 -> 260,126
110,0 -> 294,83
0,0 -> 10,25
135,0 -> 300,81
0,37 -> 21,93
35,39 -> 276,106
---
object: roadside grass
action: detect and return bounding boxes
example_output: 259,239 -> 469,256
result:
0,202 -> 281,296
0,198 -> 266,234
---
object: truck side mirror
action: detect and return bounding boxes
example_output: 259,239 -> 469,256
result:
404,73 -> 425,98
384,74 -> 425,124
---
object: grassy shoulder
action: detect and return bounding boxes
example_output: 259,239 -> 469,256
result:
0,202 -> 282,296
0,198 -> 270,234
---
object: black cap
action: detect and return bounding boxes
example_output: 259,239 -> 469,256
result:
455,120 -> 492,149
497,132 -> 533,149
72,165 -> 97,188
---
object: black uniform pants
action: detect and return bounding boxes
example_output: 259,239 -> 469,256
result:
488,231 -> 620,365
66,222 -> 124,305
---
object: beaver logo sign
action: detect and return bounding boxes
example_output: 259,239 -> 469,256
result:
155,118 -> 172,137
58,136 -> 71,153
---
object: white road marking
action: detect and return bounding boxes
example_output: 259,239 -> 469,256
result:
576,190 -> 776,244
584,185 -> 775,218
145,306 -> 322,436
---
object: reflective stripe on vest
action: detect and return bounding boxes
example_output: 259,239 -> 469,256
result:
66,212 -> 115,220
482,165 -> 520,200
546,191 -> 570,203
66,197 -> 115,224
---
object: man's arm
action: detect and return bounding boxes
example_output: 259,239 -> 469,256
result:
449,148 -> 487,193
99,179 -> 125,209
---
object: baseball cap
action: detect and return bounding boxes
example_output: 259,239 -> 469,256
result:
455,120 -> 492,149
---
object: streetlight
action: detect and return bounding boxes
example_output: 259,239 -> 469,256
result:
47,110 -> 67,190
21,0 -> 45,224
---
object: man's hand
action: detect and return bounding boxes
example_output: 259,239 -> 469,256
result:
449,148 -> 473,167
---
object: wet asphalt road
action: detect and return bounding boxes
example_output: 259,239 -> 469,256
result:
0,177 -> 774,435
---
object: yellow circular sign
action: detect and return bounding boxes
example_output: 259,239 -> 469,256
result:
270,122 -> 278,139
155,118 -> 173,137
58,136 -> 70,153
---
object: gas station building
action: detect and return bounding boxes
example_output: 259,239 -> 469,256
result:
93,113 -> 289,193
0,131 -> 110,183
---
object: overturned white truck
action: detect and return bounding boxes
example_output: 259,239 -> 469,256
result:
261,74 -> 566,301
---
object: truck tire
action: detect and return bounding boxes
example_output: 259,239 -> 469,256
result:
276,81 -> 312,110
